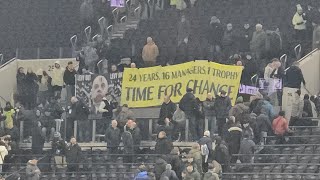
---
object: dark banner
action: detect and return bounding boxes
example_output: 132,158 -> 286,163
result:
75,72 -> 123,110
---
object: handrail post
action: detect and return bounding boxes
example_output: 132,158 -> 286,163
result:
20,121 -> 24,142
92,119 -> 96,142
185,119 -> 189,141
294,44 -> 302,60
84,26 -> 92,44
280,54 -> 287,69
74,120 -> 77,139
149,119 -> 153,140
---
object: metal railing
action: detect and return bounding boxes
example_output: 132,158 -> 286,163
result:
294,44 -> 302,60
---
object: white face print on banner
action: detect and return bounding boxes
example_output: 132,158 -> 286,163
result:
90,75 -> 109,105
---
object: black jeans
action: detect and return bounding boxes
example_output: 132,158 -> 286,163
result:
217,118 -> 226,137
185,111 -> 197,141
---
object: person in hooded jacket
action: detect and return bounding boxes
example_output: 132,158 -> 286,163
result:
238,132 -> 255,163
214,90 -> 232,136
172,104 -> 186,141
51,132 -> 67,169
51,61 -> 65,98
184,164 -> 201,180
225,124 -> 242,163
189,144 -> 203,175
222,23 -> 236,59
3,102 -> 16,133
121,131 -> 134,163
26,158 -> 41,180
250,24 -> 267,63
203,93 -> 216,135
212,136 -> 230,172
179,88 -> 198,141
142,37 -> 159,67
155,157 -> 168,180
161,164 -> 179,180
155,131 -> 173,155
159,96 -> 176,125
256,108 -> 272,145
167,148 -> 183,179
25,68 -> 38,109
229,96 -> 249,125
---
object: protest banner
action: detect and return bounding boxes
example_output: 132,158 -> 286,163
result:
76,72 -> 123,110
121,61 -> 243,108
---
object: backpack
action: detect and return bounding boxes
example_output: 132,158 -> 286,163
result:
201,144 -> 209,156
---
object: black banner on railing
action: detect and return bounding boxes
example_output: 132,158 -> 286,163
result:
75,72 -> 123,110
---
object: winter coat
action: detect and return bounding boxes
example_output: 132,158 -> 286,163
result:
26,160 -> 41,180
0,146 -> 8,165
239,138 -> 255,163
261,101 -> 276,120
116,110 -> 135,127
229,103 -> 249,122
63,68 -> 76,85
185,169 -> 201,180
225,127 -> 242,156
213,143 -> 230,166
161,169 -> 179,180
52,138 -> 66,156
292,12 -> 306,30
134,171 -> 149,180
203,171 -> 219,180
250,30 -> 267,52
256,113 -> 272,133
222,30 -> 235,47
189,149 -> 203,174
25,73 -> 39,96
284,65 -> 305,89
177,20 -> 191,43
70,101 -> 89,121
31,123 -> 45,151
155,137 -> 173,155
208,22 -> 224,46
167,151 -> 183,177
303,99 -> 313,117
179,92 -> 198,112
203,98 -> 215,116
214,96 -> 232,119
3,108 -> 15,129
198,136 -> 213,152
142,41 -> 159,63
65,143 -> 82,164
105,126 -> 121,148
272,116 -> 289,136
17,72 -> 26,95
45,102 -> 63,119
122,131 -> 134,154
159,101 -> 176,125
157,123 -> 174,139
132,127 -> 142,149
155,158 -> 167,180
51,67 -> 64,87
238,28 -> 252,52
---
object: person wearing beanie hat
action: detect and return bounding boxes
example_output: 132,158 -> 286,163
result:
160,164 -> 179,180
292,4 -> 307,43
198,130 -> 213,172
51,61 -> 64,98
52,131 -> 67,169
214,90 -> 232,136
229,96 -> 249,124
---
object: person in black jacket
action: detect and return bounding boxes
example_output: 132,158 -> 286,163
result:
25,68 -> 39,110
284,61 -> 305,89
121,131 -> 133,163
31,121 -> 45,155
159,96 -> 176,125
69,97 -> 90,142
63,61 -> 77,105
214,90 -> 232,136
155,131 -> 173,155
98,95 -> 116,134
198,131 -> 213,172
212,136 -> 230,172
225,125 -> 242,163
179,88 -> 198,141
256,108 -> 272,145
66,137 -> 82,175
208,16 -> 223,55
105,120 -> 120,159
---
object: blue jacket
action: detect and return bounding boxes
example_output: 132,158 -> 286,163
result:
134,171 -> 149,180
